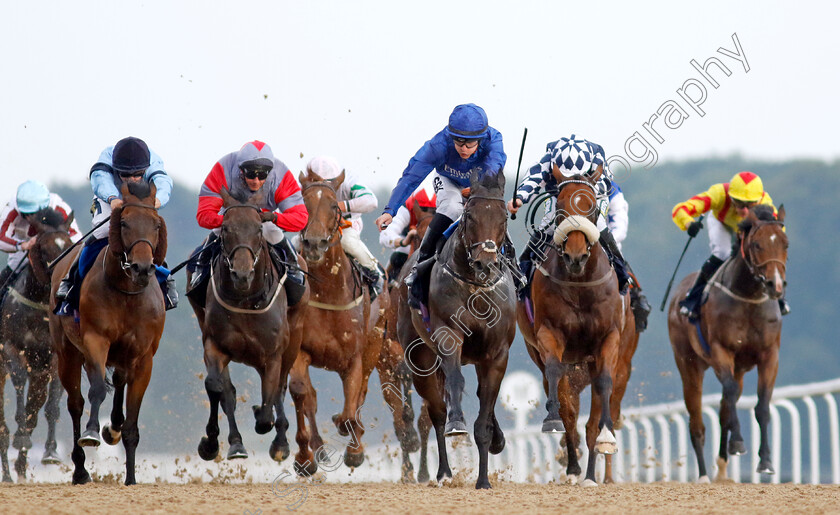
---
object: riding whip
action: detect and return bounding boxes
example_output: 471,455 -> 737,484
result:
47,216 -> 111,271
0,251 -> 30,293
169,238 -> 220,275
510,127 -> 528,221
659,214 -> 705,311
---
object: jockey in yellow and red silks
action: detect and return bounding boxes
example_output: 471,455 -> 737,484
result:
671,171 -> 787,320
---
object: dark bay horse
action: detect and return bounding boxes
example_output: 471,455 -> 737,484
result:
398,169 -> 516,489
515,167 -> 625,487
187,188 -> 304,464
49,181 -> 167,485
292,168 -> 384,474
668,204 -> 788,483
0,208 -> 74,481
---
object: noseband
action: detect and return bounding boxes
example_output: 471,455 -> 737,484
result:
553,179 -> 600,254
220,204 -> 264,271
463,194 -> 507,261
118,202 -> 160,272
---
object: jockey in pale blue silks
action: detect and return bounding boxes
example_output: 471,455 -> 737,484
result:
55,136 -> 177,316
375,103 -> 509,309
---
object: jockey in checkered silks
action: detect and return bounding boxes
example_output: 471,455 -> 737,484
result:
375,103 -> 519,310
508,134 -> 651,332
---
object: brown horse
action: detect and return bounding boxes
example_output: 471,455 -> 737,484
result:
668,204 -> 787,482
398,169 -> 516,489
0,208 -> 74,481
516,167 -> 624,486
49,181 -> 167,485
187,188 -> 304,464
381,199 -> 434,483
291,168 -> 384,474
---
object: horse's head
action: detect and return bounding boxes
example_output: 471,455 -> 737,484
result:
409,199 -> 435,254
299,167 -> 344,263
550,164 -> 602,275
109,181 -> 167,287
219,187 -> 274,291
460,169 -> 507,274
738,204 -> 788,299
27,207 -> 74,285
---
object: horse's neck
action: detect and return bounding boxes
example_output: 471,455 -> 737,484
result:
20,264 -> 49,302
309,241 -> 356,297
721,252 -> 764,296
440,228 -> 476,276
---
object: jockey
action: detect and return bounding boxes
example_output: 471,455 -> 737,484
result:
0,181 -> 81,305
55,137 -> 177,315
306,155 -> 384,299
508,135 -> 651,328
379,186 -> 436,284
188,140 -> 308,306
374,103 -> 507,309
672,171 -> 788,320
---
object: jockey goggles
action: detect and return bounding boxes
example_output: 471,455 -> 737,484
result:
240,165 -> 272,180
119,169 -> 146,179
732,198 -> 757,209
452,137 -> 480,149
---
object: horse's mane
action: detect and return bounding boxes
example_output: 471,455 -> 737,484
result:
33,207 -> 65,230
738,205 -> 777,233
126,180 -> 153,200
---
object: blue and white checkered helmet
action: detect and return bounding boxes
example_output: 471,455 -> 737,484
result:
550,135 -> 605,178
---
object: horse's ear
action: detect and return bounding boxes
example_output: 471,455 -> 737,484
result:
299,170 -> 310,187
220,187 -> 234,207
64,211 -> 75,230
149,181 -> 158,204
307,167 -> 325,183
120,182 -> 132,201
108,206 -> 124,255
589,164 -> 603,184
330,169 -> 346,190
411,199 -> 423,221
776,204 -> 785,223
551,162 -> 563,183
247,190 -> 265,207
153,216 -> 167,266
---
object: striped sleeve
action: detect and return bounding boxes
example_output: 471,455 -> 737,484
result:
272,170 -> 308,232
515,153 -> 552,204
346,181 -> 378,214
671,183 -> 727,231
0,203 -> 20,251
196,161 -> 228,229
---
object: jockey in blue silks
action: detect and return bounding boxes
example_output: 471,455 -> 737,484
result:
375,103 -> 508,309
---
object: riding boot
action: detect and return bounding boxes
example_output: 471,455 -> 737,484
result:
55,257 -> 81,316
778,297 -> 791,316
517,231 -> 549,300
501,233 -> 527,290
157,262 -> 179,311
186,234 -> 219,305
0,266 -> 13,306
679,255 -> 725,321
361,265 -> 384,301
600,228 -> 630,295
271,238 -> 306,307
55,257 -> 78,301
387,251 -> 408,287
629,287 -> 652,332
406,213 -> 453,310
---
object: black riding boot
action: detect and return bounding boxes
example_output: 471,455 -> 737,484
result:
360,264 -> 384,301
501,233 -> 526,290
679,255 -> 725,321
159,261 -> 179,311
387,251 -> 408,287
517,231 -> 550,300
186,234 -> 219,304
629,285 -> 652,332
406,213 -> 453,309
271,238 -> 305,307
599,228 -> 630,295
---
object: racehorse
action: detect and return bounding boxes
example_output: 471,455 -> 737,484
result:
398,169 -> 516,489
381,199 -> 435,483
187,188 -> 304,465
668,204 -> 787,482
291,167 -> 384,474
49,181 -> 167,485
515,166 -> 625,486
0,208 -> 73,481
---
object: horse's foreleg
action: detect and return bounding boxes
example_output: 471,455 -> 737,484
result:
592,330 -> 620,455
15,370 -> 50,479
583,377 -> 604,485
289,352 -> 317,476
473,358 -> 508,489
10,365 -> 29,451
416,402 -> 432,483
254,359 -> 281,435
710,347 -> 746,462
101,370 -> 125,446
220,367 -> 246,459
0,360 -> 12,483
80,333 -> 110,447
42,362 -> 63,465
414,370 -> 451,483
674,352 -> 709,482
270,376 -> 291,463
755,347 -> 779,475
121,353 -> 153,486
376,360 -> 416,483
57,341 -> 89,485
558,376 -> 582,482
536,325 -> 566,433
198,340 -> 227,462
338,357 -> 367,468
438,343 -> 467,437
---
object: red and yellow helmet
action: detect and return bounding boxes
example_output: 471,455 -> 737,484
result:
729,171 -> 764,203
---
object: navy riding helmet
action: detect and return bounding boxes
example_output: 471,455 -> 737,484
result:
444,103 -> 489,140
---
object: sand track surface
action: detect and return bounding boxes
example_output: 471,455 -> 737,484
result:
1,482 -> 838,514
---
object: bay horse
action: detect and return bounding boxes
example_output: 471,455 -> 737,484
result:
292,168 -> 383,474
668,204 -> 787,482
398,169 -> 516,489
515,166 -> 624,487
0,208 -> 74,481
49,181 -> 167,485
187,188 -> 304,464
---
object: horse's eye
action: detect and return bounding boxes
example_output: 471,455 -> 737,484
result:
120,221 -> 128,228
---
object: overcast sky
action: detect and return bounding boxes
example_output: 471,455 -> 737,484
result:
1,0 -> 837,200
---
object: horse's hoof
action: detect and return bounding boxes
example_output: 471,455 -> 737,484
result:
14,457 -> 27,479
101,424 -> 122,446
595,441 -> 617,455
566,474 -> 579,486
2,474 -> 12,483
475,478 -> 492,489
541,419 -> 566,434
294,459 -> 318,477
124,476 -> 136,486
728,439 -> 747,456
417,468 -> 430,484
197,436 -> 219,461
401,428 -> 421,454
444,420 -> 468,437
696,475 -> 711,484
78,430 -> 101,448
227,442 -> 248,460
582,479 -> 599,488
72,469 -> 91,485
269,440 -> 290,463
332,414 -> 349,436
12,434 -> 31,451
41,450 -> 62,466
757,460 -> 775,475
344,449 -> 365,468
489,432 -> 506,455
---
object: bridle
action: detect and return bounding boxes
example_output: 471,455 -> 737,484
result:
116,202 -> 161,274
739,220 -> 787,285
301,182 -> 343,250
460,193 -> 507,269
220,204 -> 264,271
552,179 -> 599,254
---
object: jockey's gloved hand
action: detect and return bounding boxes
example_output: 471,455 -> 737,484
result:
687,220 -> 704,238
